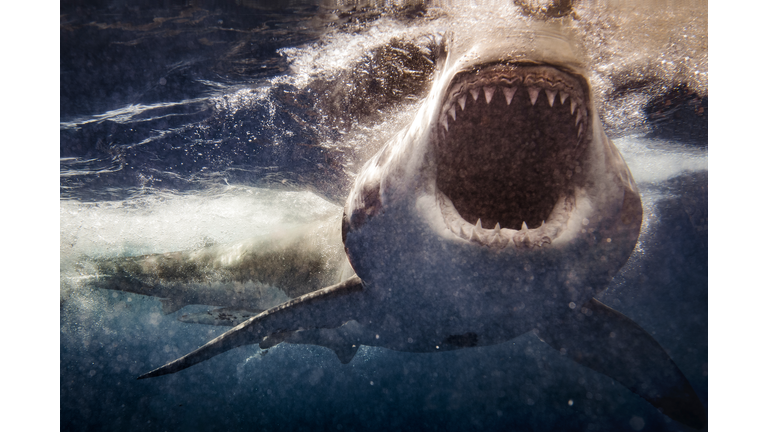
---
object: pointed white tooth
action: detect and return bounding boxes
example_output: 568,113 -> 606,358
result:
441,115 -> 449,131
559,91 -> 569,104
541,220 -> 546,227
494,222 -> 501,234
521,221 -> 528,231
503,87 -> 517,105
575,110 -> 582,125
578,123 -> 583,137
545,90 -> 556,107
489,232 -> 508,249
458,95 -> 467,110
475,219 -> 483,230
484,86 -> 495,104
528,87 -> 540,106
570,100 -> 577,114
449,105 -> 456,121
461,225 -> 472,238
470,227 -> 483,243
470,88 -> 480,101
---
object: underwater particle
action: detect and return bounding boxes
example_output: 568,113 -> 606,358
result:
568,399 -> 574,406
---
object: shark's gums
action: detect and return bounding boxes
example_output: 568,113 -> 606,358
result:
83,24 -> 707,429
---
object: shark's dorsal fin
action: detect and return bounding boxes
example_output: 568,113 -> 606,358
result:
536,298 -> 707,430
138,276 -> 366,379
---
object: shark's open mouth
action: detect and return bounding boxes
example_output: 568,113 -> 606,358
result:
434,64 -> 590,249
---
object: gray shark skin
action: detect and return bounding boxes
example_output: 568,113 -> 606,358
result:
135,24 -> 706,429
82,216 -> 353,318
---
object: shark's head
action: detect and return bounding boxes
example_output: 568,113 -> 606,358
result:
342,23 -> 643,310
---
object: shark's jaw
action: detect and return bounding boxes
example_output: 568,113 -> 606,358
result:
433,63 -> 591,249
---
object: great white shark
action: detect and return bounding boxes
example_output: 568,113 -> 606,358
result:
84,216 -> 354,325
84,21 -> 706,429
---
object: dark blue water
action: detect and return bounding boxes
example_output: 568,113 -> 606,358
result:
60,2 -> 707,431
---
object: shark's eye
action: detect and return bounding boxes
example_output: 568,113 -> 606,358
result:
435,64 -> 588,232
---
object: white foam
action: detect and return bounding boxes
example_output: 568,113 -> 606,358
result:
60,186 -> 339,260
613,136 -> 707,185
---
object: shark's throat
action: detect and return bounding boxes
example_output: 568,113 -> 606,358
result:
434,64 -> 590,248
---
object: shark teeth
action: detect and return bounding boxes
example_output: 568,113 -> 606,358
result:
435,65 -> 588,251
545,89 -> 557,107
528,87 -> 540,105
437,192 -> 573,250
458,95 -> 467,110
503,87 -> 517,105
483,86 -> 495,104
439,75 -> 588,144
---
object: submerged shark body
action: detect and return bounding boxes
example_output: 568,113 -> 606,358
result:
83,216 -> 353,324
89,22 -> 705,429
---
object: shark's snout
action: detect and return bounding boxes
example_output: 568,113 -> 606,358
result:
434,64 -> 591,249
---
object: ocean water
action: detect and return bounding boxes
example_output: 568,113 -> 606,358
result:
59,2 -> 707,431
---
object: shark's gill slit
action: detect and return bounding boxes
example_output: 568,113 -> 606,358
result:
435,64 -> 588,242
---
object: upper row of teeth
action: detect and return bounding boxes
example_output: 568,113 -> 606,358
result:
440,85 -> 587,136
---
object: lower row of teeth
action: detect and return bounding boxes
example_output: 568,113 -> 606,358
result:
448,218 -> 552,249
438,190 -> 573,249
440,219 -> 558,249
440,85 -> 586,137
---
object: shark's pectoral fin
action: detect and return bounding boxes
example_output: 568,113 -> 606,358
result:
160,298 -> 187,315
536,298 -> 706,430
138,276 -> 366,379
